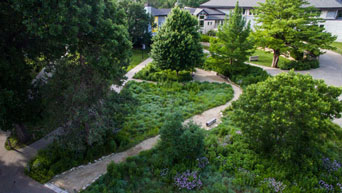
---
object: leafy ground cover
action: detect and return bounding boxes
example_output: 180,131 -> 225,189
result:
251,49 -> 290,67
118,81 -> 234,144
332,42 -> 342,55
27,81 -> 234,183
82,108 -> 342,193
133,63 -> 193,82
126,48 -> 150,72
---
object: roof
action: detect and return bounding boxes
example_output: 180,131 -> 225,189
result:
193,8 -> 225,15
200,0 -> 342,8
150,8 -> 171,16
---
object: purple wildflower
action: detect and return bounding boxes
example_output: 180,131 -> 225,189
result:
197,157 -> 209,169
319,180 -> 334,192
174,170 -> 202,190
263,178 -> 286,192
322,158 -> 341,173
236,130 -> 242,135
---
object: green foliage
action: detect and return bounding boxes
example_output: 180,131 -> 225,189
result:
119,0 -> 152,47
254,0 -> 336,68
279,59 -> 320,70
151,7 -> 203,75
28,81 -> 234,183
206,30 -> 217,37
231,71 -> 342,162
159,113 -> 205,165
4,135 -> 25,150
27,90 -> 136,183
0,1 -> 46,133
200,34 -> 212,42
121,81 -> 234,143
133,63 -> 193,82
207,2 -> 254,74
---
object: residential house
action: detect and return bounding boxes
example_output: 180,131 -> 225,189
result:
145,0 -> 342,41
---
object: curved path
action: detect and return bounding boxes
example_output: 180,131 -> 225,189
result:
46,61 -> 243,193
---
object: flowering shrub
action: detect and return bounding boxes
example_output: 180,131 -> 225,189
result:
263,178 -> 286,192
174,170 -> 202,190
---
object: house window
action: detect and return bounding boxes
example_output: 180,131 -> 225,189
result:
242,9 -> 246,15
326,10 -> 337,19
249,9 -> 253,15
200,15 -> 205,19
338,10 -> 342,19
200,20 -> 204,27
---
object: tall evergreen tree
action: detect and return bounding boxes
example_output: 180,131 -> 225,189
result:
254,0 -> 336,68
151,6 -> 203,76
207,2 -> 254,75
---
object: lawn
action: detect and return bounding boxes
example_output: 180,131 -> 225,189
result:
126,48 -> 150,72
251,49 -> 290,67
332,41 -> 342,55
27,81 -> 234,183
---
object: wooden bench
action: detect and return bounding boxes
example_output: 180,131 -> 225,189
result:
206,118 -> 217,127
249,56 -> 259,61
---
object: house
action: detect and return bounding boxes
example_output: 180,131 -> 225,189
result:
145,5 -> 226,34
200,0 -> 342,41
145,0 -> 342,41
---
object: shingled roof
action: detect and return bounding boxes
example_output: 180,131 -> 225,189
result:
200,0 -> 342,8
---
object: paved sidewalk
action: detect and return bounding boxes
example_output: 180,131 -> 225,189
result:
110,58 -> 153,92
0,128 -> 64,193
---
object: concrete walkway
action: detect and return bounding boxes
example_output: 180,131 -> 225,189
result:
47,68 -> 242,193
0,128 -> 64,193
110,58 -> 153,93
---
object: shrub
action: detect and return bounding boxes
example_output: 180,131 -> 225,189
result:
229,64 -> 270,87
201,34 -> 211,42
133,63 -> 192,82
279,59 -> 319,70
159,113 -> 205,165
231,71 -> 342,162
206,30 -> 217,37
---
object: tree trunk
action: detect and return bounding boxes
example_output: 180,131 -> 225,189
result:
14,123 -> 31,144
176,70 -> 179,77
272,49 -> 280,68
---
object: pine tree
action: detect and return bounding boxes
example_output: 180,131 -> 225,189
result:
151,6 -> 203,76
207,2 -> 254,75
254,0 -> 336,68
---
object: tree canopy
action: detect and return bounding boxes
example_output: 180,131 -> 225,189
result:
1,0 -> 131,146
151,6 -> 203,75
207,2 -> 254,75
231,71 -> 342,162
119,0 -> 152,47
254,0 -> 336,68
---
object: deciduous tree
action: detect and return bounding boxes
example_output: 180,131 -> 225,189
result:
151,6 -> 203,76
231,71 -> 342,162
254,0 -> 336,68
